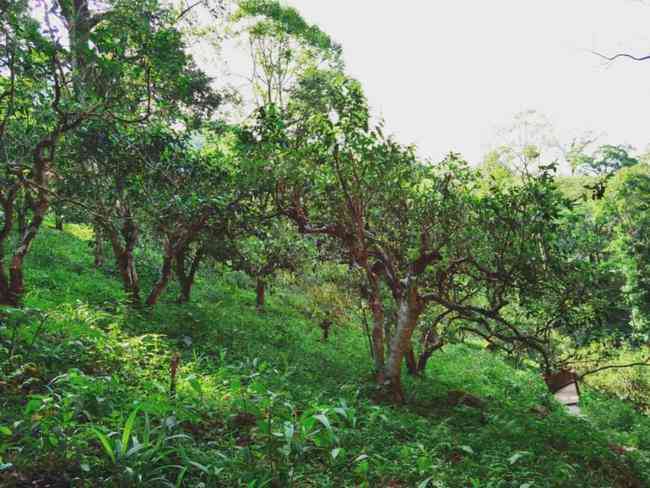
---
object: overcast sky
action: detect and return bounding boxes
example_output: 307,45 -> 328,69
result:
281,0 -> 650,163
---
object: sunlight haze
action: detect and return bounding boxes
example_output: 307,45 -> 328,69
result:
285,0 -> 650,162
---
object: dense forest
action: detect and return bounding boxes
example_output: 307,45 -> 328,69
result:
1,0 -> 650,486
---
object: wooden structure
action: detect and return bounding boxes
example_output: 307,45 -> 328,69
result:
544,370 -> 581,416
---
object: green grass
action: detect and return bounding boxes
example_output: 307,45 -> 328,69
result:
1,224 -> 649,487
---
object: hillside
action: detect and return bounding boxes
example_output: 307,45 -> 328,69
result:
1,225 -> 649,487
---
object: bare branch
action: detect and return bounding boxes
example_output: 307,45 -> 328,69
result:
592,50 -> 650,63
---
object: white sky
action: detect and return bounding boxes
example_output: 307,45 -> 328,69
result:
281,0 -> 650,163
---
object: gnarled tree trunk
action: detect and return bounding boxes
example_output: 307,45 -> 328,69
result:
106,213 -> 141,306
416,327 -> 443,375
383,285 -> 425,403
175,245 -> 204,304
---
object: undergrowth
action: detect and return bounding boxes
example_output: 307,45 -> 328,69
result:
1,224 -> 649,487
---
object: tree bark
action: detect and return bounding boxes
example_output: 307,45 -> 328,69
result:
16,206 -> 26,238
175,245 -> 203,304
404,343 -> 418,376
256,276 -> 266,310
116,248 -> 140,305
15,191 -> 30,238
7,183 -> 50,306
383,285 -> 424,403
0,188 -> 17,306
145,241 -> 174,307
361,266 -> 385,380
416,328 -> 443,375
106,215 -> 141,306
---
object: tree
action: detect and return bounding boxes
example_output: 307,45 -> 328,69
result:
600,163 -> 650,336
226,219 -> 314,310
257,69 -> 401,381
144,125 -> 256,306
0,1 -> 98,305
226,0 -> 342,111
489,110 -> 559,176
578,144 -> 638,176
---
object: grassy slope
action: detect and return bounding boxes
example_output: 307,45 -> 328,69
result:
1,225 -> 649,487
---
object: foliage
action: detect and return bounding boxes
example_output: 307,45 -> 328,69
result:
0,225 -> 648,486
1,1 -> 650,486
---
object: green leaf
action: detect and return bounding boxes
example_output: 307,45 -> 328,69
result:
91,428 -> 116,464
121,406 -> 141,455
509,451 -> 530,465
418,477 -> 433,488
459,445 -> 474,455
313,413 -> 332,431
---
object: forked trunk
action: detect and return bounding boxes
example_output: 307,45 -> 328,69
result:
383,286 -> 424,403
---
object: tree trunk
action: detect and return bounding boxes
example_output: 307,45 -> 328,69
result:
320,319 -> 332,342
416,328 -> 443,375
404,343 -> 418,376
370,296 -> 386,378
16,194 -> 28,238
0,261 -> 16,307
383,286 -> 424,403
7,198 -> 49,306
16,209 -> 26,238
116,250 -> 140,305
175,245 -> 203,304
256,277 -> 266,310
54,213 -> 64,231
94,237 -> 104,268
365,271 -> 386,381
145,243 -> 174,307
0,189 -> 17,306
106,220 -> 141,306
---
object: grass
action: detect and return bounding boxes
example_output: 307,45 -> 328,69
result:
1,223 -> 649,487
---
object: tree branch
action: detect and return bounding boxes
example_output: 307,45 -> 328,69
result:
593,50 -> 650,62
580,358 -> 650,380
